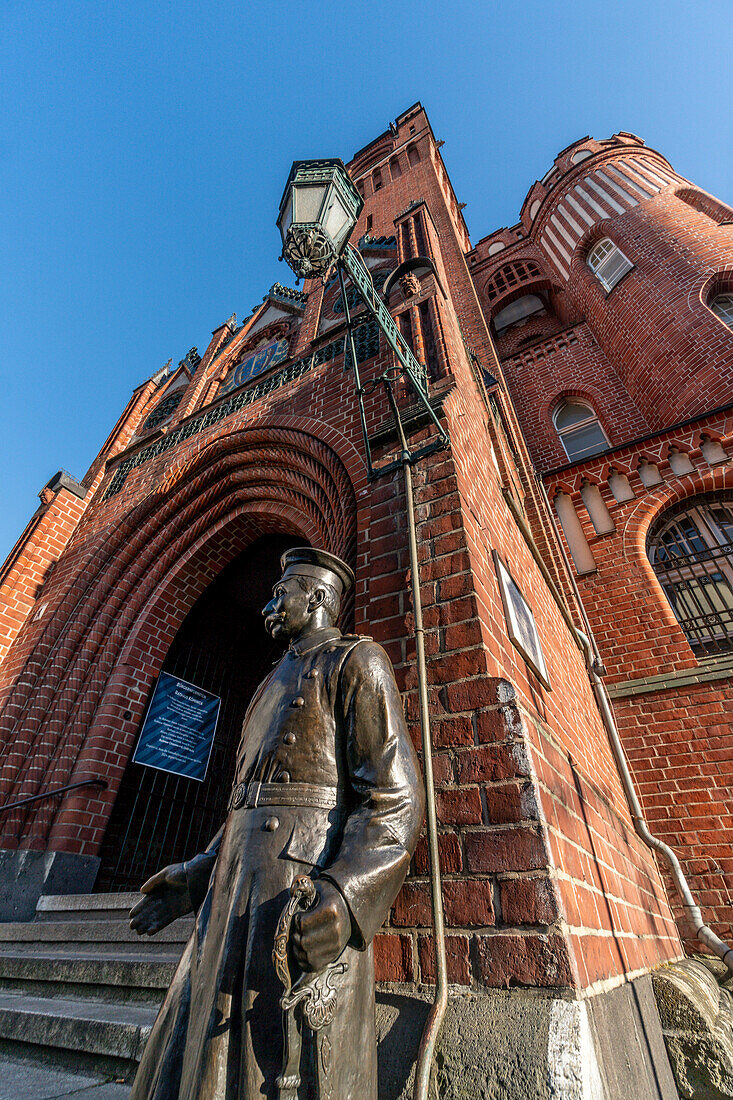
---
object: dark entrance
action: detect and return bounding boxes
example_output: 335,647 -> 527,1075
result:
96,533 -> 301,892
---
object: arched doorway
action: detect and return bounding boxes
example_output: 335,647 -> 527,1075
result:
95,533 -> 301,891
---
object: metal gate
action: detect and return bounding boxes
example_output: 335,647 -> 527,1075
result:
95,534 -> 300,892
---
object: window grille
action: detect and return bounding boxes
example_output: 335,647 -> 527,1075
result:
333,268 -> 388,314
649,497 -> 733,655
485,260 -> 543,302
587,237 -> 633,292
710,293 -> 733,330
553,399 -> 609,461
142,390 -> 184,431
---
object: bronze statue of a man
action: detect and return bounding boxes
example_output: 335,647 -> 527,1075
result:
129,547 -> 425,1099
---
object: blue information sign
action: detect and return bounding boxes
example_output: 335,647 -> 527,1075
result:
132,672 -> 221,782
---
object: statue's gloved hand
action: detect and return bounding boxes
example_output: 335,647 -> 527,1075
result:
291,879 -> 350,972
129,862 -> 192,936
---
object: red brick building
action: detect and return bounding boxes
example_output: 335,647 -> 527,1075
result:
470,131 -> 733,955
1,103 -> 730,1094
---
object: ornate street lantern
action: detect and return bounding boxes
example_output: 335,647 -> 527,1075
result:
277,159 -> 363,280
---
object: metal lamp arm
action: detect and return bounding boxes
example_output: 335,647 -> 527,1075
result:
338,245 -> 449,447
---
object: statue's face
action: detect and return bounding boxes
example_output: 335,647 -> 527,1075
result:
262,575 -> 315,641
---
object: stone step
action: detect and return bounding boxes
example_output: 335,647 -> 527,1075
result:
35,893 -> 141,923
0,991 -> 156,1069
0,918 -> 193,953
0,949 -> 177,1004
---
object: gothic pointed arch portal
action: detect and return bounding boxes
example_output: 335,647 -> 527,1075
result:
0,424 -> 361,867
96,532 -> 301,891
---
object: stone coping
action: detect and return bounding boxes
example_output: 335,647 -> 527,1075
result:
607,653 -> 733,698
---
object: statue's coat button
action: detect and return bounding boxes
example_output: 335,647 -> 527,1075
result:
279,771 -> 291,783
291,697 -> 305,708
326,645 -> 336,652
284,732 -> 296,745
264,816 -> 279,832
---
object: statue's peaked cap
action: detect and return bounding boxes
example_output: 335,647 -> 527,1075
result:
280,547 -> 354,596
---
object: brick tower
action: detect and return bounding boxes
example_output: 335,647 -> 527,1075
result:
471,132 -> 733,962
4,105 -> 730,1096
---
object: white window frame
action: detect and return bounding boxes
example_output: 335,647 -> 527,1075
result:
710,293 -> 733,331
587,237 -> 634,292
553,399 -> 609,462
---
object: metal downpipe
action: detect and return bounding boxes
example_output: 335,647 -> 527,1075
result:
528,473 -> 730,972
531,473 -> 733,973
404,456 -> 448,1100
381,382 -> 448,1100
585,657 -> 733,975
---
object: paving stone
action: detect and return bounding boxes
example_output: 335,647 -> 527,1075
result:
0,1057 -> 130,1100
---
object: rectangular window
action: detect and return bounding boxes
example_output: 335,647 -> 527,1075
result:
412,213 -> 428,257
587,238 -> 634,292
418,301 -> 438,380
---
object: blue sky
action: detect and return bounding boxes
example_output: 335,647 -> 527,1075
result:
1,0 -> 731,560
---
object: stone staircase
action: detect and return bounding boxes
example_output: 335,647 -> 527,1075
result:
0,893 -> 188,1082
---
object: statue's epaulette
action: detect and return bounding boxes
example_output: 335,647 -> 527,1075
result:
341,633 -> 373,643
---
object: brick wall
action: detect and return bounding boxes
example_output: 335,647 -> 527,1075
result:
544,417 -> 733,950
468,131 -> 733,957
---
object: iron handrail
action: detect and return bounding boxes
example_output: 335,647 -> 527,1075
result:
0,778 -> 107,814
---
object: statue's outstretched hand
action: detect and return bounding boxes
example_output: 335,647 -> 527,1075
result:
291,880 -> 350,972
129,863 -> 192,936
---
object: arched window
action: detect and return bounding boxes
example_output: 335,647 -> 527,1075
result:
710,293 -> 733,331
485,260 -> 543,302
676,188 -> 733,224
142,389 -> 184,431
648,496 -> 733,654
492,294 -> 546,334
553,399 -> 609,461
587,237 -> 633,292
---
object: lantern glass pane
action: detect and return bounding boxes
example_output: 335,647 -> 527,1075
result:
292,183 -> 329,226
323,191 -> 353,251
278,191 -> 293,244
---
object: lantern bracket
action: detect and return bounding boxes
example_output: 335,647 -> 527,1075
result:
338,244 -> 449,481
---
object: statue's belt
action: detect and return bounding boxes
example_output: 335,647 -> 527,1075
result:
228,780 -> 345,813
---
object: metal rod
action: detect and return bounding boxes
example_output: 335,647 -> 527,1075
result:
337,264 -> 375,479
382,379 -> 448,1100
0,777 -> 107,814
340,246 -> 448,448
337,248 -> 448,1090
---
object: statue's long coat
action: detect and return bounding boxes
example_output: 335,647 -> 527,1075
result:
130,627 -> 424,1100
